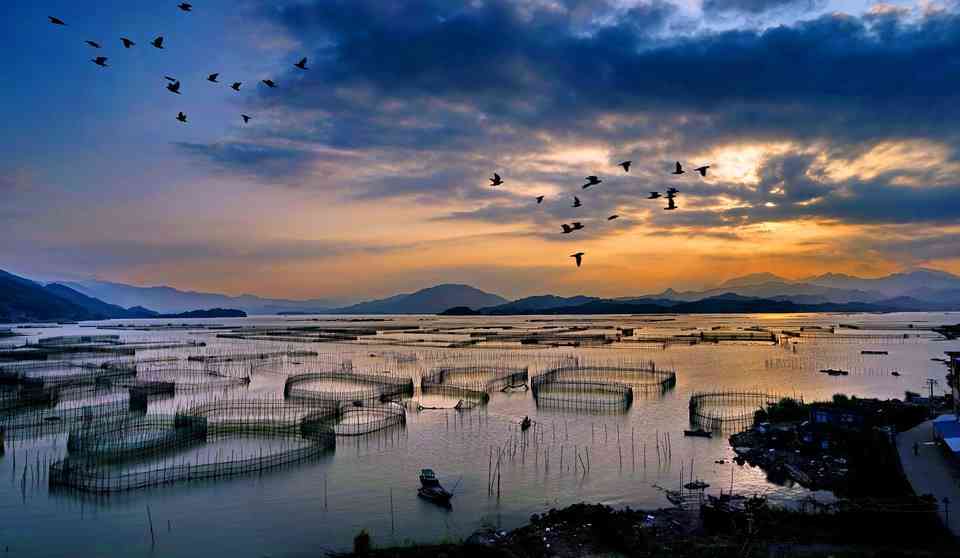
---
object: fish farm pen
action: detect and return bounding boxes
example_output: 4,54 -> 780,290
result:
0,360 -> 137,389
284,370 -> 415,404
688,391 -> 789,432
420,365 -> 529,409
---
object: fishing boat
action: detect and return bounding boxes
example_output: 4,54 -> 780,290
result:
891,371 -> 901,377
684,480 -> 710,490
684,428 -> 713,438
417,469 -> 453,507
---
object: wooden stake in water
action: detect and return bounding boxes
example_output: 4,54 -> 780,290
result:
146,506 -> 156,547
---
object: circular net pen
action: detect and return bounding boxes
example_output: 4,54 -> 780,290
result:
688,391 -> 785,433
49,400 -> 337,493
420,365 -> 529,410
0,360 -> 136,390
284,370 -> 414,405
333,402 -> 406,436
1,400 -> 139,440
531,367 -> 634,413
129,361 -> 252,393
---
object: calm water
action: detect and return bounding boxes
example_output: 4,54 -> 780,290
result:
1,312 -> 958,557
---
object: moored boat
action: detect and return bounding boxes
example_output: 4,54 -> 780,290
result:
684,428 -> 713,438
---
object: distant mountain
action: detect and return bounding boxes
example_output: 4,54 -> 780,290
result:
329,284 -> 508,314
153,308 -> 247,319
718,273 -> 791,288
482,295 -> 600,314
61,279 -> 345,315
0,270 -> 154,322
804,269 -> 960,298
453,293 -> 912,316
627,280 -> 882,305
44,283 -> 157,319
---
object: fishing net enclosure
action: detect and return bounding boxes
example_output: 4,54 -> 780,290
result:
420,365 -> 528,409
688,391 -> 785,432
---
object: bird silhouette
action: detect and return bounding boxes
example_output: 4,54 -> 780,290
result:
489,173 -> 503,186
178,3 -> 193,11
608,215 -> 619,220
619,161 -> 631,173
295,57 -> 308,70
164,76 -> 178,82
207,73 -> 219,83
582,176 -> 602,189
151,36 -> 164,49
572,196 -> 582,208
647,192 -> 662,199
121,38 -> 135,48
536,195 -> 544,204
694,165 -> 710,177
241,114 -> 251,124
665,197 -> 677,210
166,80 -> 181,94
571,222 -> 584,231
672,161 -> 684,175
262,79 -> 277,88
570,252 -> 584,267
48,16 -> 66,26
176,112 -> 187,123
91,56 -> 108,67
666,187 -> 679,197
561,224 -> 574,234
230,82 -> 242,91
85,41 -> 101,48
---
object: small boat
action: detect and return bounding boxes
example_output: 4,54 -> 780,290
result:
819,368 -> 849,376
520,416 -> 532,431
684,480 -> 710,490
891,371 -> 901,377
665,490 -> 683,505
684,428 -> 713,438
418,469 -> 453,507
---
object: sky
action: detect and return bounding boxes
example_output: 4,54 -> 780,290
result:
3,0 -> 960,302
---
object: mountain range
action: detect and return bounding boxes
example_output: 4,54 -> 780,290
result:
4,267 -> 960,321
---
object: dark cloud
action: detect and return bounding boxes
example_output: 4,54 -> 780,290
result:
175,1 -> 960,235
175,141 -> 315,180
702,0 -> 823,16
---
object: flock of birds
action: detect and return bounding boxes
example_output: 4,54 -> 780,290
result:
47,8 -> 715,271
491,160 -> 710,267
47,6 -> 308,126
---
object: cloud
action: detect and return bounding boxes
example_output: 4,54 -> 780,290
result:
702,0 -> 823,16
175,141 -> 316,180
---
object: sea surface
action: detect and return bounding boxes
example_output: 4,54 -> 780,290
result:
1,312 -> 958,557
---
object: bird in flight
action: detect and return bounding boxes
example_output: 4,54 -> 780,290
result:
178,3 -> 193,11
48,16 -> 66,26
619,161 -> 631,173
647,192 -> 662,199
572,196 -> 582,208
241,114 -> 251,124
694,165 -> 710,177
151,36 -> 165,49
121,38 -> 135,48
571,222 -> 584,231
262,79 -> 277,88
536,195 -> 544,204
166,80 -> 181,94
570,252 -> 584,267
231,82 -> 242,91
672,161 -> 684,175
294,57 -> 309,70
85,41 -> 101,48
207,73 -> 219,83
561,224 -> 574,234
489,173 -> 503,186
91,56 -> 108,67
666,187 -> 679,197
176,112 -> 187,123
582,176 -> 602,189
608,215 -> 619,221
665,197 -> 677,211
